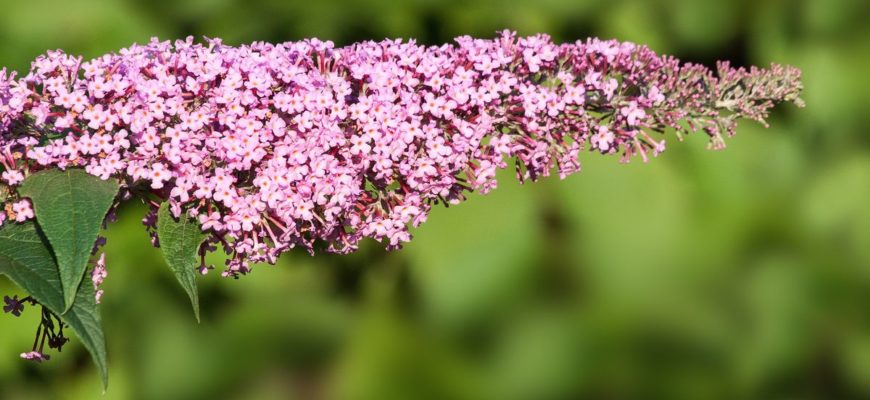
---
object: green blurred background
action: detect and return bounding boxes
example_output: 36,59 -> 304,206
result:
1,0 -> 869,398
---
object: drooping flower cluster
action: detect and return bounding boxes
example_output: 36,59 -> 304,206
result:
0,31 -> 803,277
2,295 -> 69,363
91,253 -> 107,304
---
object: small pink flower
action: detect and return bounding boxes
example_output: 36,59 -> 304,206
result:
88,77 -> 109,99
647,85 -> 665,104
1,170 -> 24,185
621,101 -> 647,126
591,126 -> 615,153
12,199 -> 34,222
148,163 -> 171,189
199,212 -> 223,231
20,351 -> 50,363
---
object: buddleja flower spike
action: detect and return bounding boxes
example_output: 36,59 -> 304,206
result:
0,31 -> 803,389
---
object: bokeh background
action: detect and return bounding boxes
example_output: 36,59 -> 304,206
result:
1,0 -> 869,398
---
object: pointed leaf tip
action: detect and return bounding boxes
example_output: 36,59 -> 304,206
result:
18,169 -> 119,311
156,203 -> 206,322
0,221 -> 108,389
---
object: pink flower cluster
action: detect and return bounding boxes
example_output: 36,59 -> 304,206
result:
91,253 -> 107,304
0,32 -> 803,277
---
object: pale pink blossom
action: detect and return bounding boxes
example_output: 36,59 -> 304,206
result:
0,32 -> 803,277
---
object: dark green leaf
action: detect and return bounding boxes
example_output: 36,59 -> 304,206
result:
0,221 -> 108,389
18,169 -> 119,311
156,203 -> 206,322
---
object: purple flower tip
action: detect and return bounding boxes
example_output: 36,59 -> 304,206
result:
3,295 -> 24,317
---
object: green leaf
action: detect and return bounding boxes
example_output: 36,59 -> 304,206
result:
0,221 -> 108,390
18,169 -> 119,311
156,203 -> 206,322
